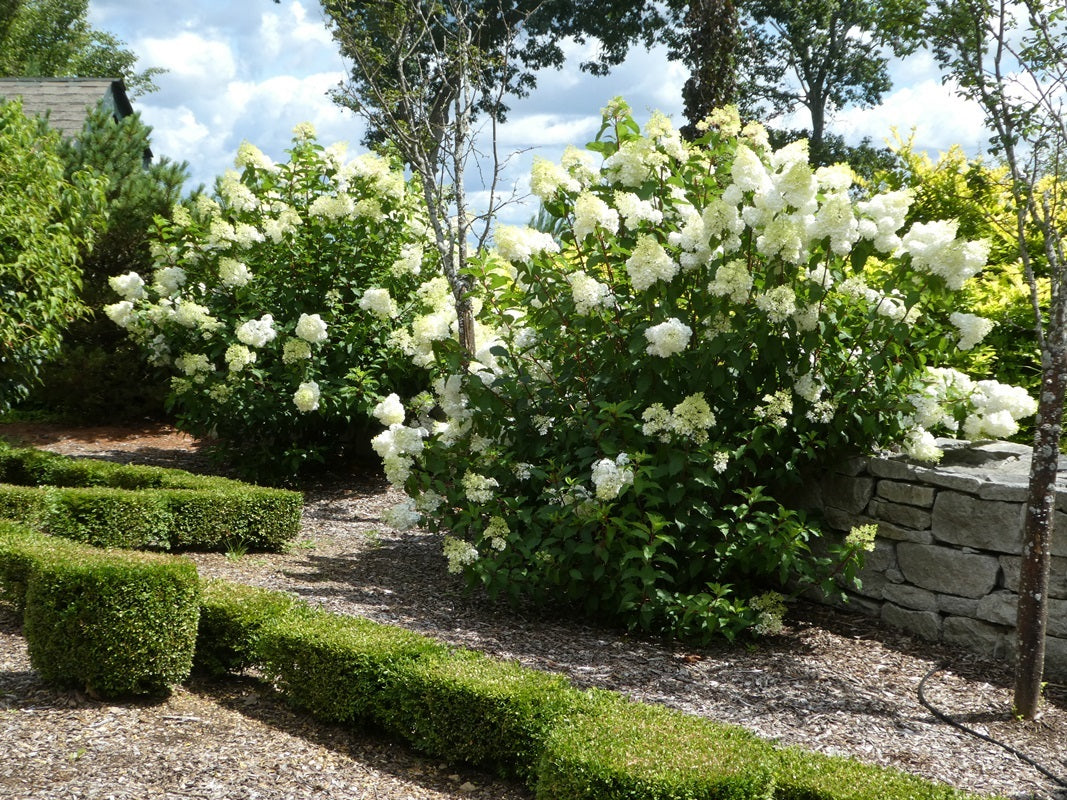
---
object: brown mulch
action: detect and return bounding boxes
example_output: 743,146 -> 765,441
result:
1,421 -> 1066,800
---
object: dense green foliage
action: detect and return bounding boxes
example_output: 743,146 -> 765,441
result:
372,102 -> 1034,642
0,0 -> 162,95
0,521 -> 199,697
0,99 -> 104,413
0,443 -> 303,551
106,128 -> 431,481
25,104 -> 189,422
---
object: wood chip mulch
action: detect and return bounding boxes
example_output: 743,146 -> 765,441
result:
1,422 -> 1065,800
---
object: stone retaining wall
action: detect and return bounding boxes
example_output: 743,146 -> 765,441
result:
807,440 -> 1066,678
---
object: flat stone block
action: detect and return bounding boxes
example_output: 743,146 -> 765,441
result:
882,584 -> 938,612
832,457 -> 869,477
1045,636 -> 1067,680
869,498 -> 932,531
975,590 -> 1017,627
867,458 -> 917,481
822,506 -> 865,534
1000,555 -> 1067,600
932,491 -> 1023,553
914,469 -> 984,494
821,474 -> 875,515
938,595 -> 979,617
897,543 -> 1000,598
942,616 -> 1010,659
877,480 -> 936,508
882,603 -> 942,641
977,480 -> 1029,502
874,520 -> 933,544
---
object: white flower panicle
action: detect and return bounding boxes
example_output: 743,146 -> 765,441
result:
236,314 -> 277,348
219,257 -> 253,288
225,344 -> 256,372
462,471 -> 499,504
360,287 -> 399,321
293,381 -> 320,413
902,220 -> 990,289
568,271 -> 613,315
614,191 -> 663,228
372,423 -> 427,485
642,393 -> 717,444
626,235 -> 679,291
949,312 -> 994,351
493,225 -> 560,264
153,266 -> 187,297
573,192 -> 620,241
295,312 -> 329,343
530,156 -> 580,200
104,301 -> 136,328
591,455 -> 634,501
443,536 -> 479,573
644,318 -> 693,358
383,498 -> 421,530
755,285 -> 797,324
282,338 -> 312,364
708,260 -> 753,303
373,393 -> 406,427
109,271 -> 146,301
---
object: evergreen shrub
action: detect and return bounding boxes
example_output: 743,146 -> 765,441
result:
0,521 -> 199,697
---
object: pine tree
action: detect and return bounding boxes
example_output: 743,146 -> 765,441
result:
30,103 -> 188,421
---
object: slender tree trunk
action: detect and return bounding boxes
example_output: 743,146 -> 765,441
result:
1014,295 -> 1067,718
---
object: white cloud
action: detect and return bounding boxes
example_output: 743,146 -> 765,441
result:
139,33 -> 237,83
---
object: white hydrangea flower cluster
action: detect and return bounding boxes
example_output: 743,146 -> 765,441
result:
568,271 -> 613,315
293,380 -> 320,412
174,352 -> 214,381
493,225 -> 560,264
708,260 -> 753,303
236,314 -> 277,348
644,318 -> 692,358
642,393 -> 717,444
614,191 -> 663,228
443,535 -> 480,574
949,311 -> 995,350
462,471 -> 499,503
626,235 -> 679,291
755,285 -> 797,324
902,220 -> 990,289
757,390 -> 793,429
219,257 -> 253,288
224,344 -> 256,372
153,266 -> 187,297
902,366 -> 1038,460
482,516 -> 509,551
295,313 -> 329,343
373,393 -> 406,426
382,498 -> 421,530
372,423 -> 427,484
590,454 -> 634,501
109,271 -> 146,301
573,192 -> 620,241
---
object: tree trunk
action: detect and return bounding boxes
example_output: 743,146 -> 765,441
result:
1014,332 -> 1066,718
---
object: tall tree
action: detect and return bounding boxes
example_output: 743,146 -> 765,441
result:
732,0 -> 923,158
679,0 -> 738,140
927,0 -> 1066,719
0,0 -> 162,96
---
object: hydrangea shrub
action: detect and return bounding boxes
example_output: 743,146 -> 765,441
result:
105,126 -> 433,480
368,101 -> 1036,640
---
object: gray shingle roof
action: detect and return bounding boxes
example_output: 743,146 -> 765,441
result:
0,77 -> 134,137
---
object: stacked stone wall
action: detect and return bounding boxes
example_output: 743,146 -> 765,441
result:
809,441 -> 1066,678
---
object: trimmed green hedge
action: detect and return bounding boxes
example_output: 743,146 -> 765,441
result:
0,520 -> 199,697
0,443 -> 301,551
194,580 -> 304,677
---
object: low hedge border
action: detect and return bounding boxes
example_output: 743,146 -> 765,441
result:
197,581 -> 1000,800
0,442 -> 302,552
0,519 -> 200,697
0,475 -> 1002,799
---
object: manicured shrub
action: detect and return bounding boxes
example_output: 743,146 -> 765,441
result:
257,607 -> 449,725
0,523 -> 200,697
104,125 -> 434,481
194,579 -> 304,676
535,691 -> 778,799
381,648 -> 583,779
0,445 -> 302,552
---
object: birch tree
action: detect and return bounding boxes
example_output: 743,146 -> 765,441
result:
928,0 -> 1067,719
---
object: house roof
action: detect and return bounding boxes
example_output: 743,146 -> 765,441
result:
0,77 -> 135,138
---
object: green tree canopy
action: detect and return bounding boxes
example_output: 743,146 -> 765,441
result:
0,0 -> 162,96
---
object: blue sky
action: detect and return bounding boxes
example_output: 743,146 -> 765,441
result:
88,0 -> 989,223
